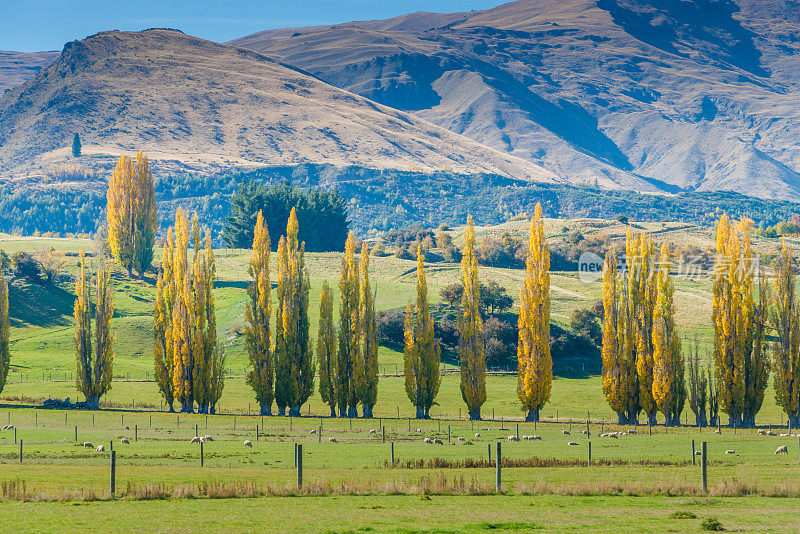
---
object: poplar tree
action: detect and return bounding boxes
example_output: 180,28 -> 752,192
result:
154,228 -> 175,411
106,152 -> 157,278
0,272 -> 9,397
336,232 -> 360,418
172,209 -> 194,412
355,246 -> 379,418
404,247 -> 441,419
191,227 -> 218,414
652,243 -> 683,425
713,214 -> 770,427
459,215 -> 486,420
274,209 -> 314,416
601,250 -> 639,424
687,340 -> 708,427
317,280 -> 337,417
628,230 -> 658,425
72,133 -> 82,158
245,211 -> 274,415
772,239 -> 800,428
517,204 -> 551,422
74,250 -> 114,409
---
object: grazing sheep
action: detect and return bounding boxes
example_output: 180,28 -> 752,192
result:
96,445 -> 105,453
368,429 -> 376,434
619,432 -> 628,436
714,430 -> 721,434
582,430 -> 589,435
1,424 -> 12,430
309,429 -> 317,435
776,445 -> 788,455
568,441 -> 579,446
416,428 -> 422,433
244,440 -> 253,447
600,433 -> 609,438
457,437 -> 466,443
609,433 -> 618,439
190,436 -> 201,444
532,435 -> 542,441
757,429 -> 766,435
203,435 -> 214,442
767,431 -> 777,436
474,433 -> 481,439
433,438 -> 444,445
562,430 -> 570,435
83,442 -> 94,448
725,449 -> 735,455
328,437 -> 338,443
507,435 -> 519,442
423,437 -> 432,444
124,425 -> 130,430
779,433 -> 789,437
695,451 -> 702,456
120,437 -> 130,444
627,429 -> 636,435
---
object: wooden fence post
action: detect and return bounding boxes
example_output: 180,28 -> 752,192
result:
297,444 -> 303,489
701,441 -> 707,492
200,440 -> 204,467
390,442 -> 395,465
692,439 -> 696,465
495,441 -> 502,493
587,441 -> 591,467
110,450 -> 116,496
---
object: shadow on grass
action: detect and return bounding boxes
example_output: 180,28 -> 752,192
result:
8,280 -> 73,328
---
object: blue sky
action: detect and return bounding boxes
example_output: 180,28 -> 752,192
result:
1,1 -> 502,52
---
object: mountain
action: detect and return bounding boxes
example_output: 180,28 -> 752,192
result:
0,50 -> 59,94
0,28 -> 554,185
230,0 -> 800,201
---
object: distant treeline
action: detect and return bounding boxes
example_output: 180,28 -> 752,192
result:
2,164 -> 800,239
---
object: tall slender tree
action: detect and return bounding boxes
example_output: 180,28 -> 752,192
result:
0,271 -> 9,397
687,340 -> 708,427
74,250 -> 114,409
652,243 -> 683,425
517,204 -> 552,422
601,250 -> 639,424
628,230 -> 658,425
245,211 -> 274,415
132,151 -> 158,276
274,209 -> 314,416
191,228 -> 218,414
154,228 -> 176,411
71,133 -> 81,158
317,280 -> 337,417
459,215 -> 486,420
772,239 -> 800,428
336,232 -> 360,417
404,247 -> 441,419
172,209 -> 194,412
355,246 -> 379,418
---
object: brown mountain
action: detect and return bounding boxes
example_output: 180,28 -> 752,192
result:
230,0 -> 800,200
0,50 -> 59,94
0,29 -> 554,184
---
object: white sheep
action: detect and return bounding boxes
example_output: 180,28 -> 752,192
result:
474,433 -> 481,439
457,437 -> 466,443
244,440 -> 253,447
568,441 -> 578,446
124,425 -> 130,430
600,433 -> 609,438
433,438 -> 444,445
714,430 -> 721,434
368,429 -> 376,434
309,429 -> 317,435
83,442 -> 94,448
776,445 -> 788,454
532,435 -> 542,441
757,429 -> 766,435
694,451 -> 702,456
627,429 -> 636,435
619,431 -> 628,436
203,435 -> 214,442
725,449 -> 735,454
507,435 -> 519,442
120,437 -> 129,444
96,445 -> 105,453
190,436 -> 201,444
416,428 -> 422,433
779,433 -> 789,437
1,424 -> 13,430
562,430 -> 570,435
582,430 -> 589,435
328,437 -> 338,443
423,437 -> 432,444
609,433 -> 618,439
767,431 -> 777,436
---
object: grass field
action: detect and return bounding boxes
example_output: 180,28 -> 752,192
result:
1,228 -> 799,532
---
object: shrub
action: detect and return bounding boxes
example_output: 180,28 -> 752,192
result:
570,308 -> 602,347
700,517 -> 724,531
669,511 -> 697,519
10,252 -> 41,283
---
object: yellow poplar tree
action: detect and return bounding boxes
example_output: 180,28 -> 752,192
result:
336,232 -> 360,418
191,228 -> 217,414
317,280 -> 337,417
274,209 -> 314,417
772,239 -> 800,428
517,203 -> 552,422
154,228 -> 176,411
404,246 -> 441,419
628,230 -> 657,425
172,209 -> 194,412
245,211 -> 274,415
74,250 -> 114,409
651,243 -> 683,425
0,272 -> 9,397
459,215 -> 486,420
133,151 -> 158,276
355,245 -> 379,418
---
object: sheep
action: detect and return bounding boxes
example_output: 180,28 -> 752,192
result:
725,449 -> 735,455
457,437 -> 466,443
474,433 -> 481,439
416,428 -> 422,433
757,429 -> 766,435
521,435 -> 530,441
190,436 -> 201,444
368,429 -> 376,434
779,433 -> 789,437
120,437 -> 130,444
507,435 -> 519,442
562,430 -> 570,435
714,430 -> 721,434
309,429 -> 317,435
96,445 -> 105,453
1,424 -> 13,430
532,435 -> 542,441
608,433 -> 618,439
82,442 -> 94,448
423,437 -> 432,444
124,425 -> 130,430
694,451 -> 702,456
766,431 -> 777,436
328,437 -> 338,443
582,430 -> 589,435
776,445 -> 788,455
568,441 -> 579,446
627,429 -> 636,435
600,433 -> 609,438
244,440 -> 253,447
203,435 -> 214,442
619,431 -> 628,436
433,438 -> 444,445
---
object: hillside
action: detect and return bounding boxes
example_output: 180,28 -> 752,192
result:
231,0 -> 800,201
0,50 -> 59,93
0,29 -> 554,185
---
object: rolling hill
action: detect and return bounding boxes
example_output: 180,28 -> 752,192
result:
0,50 -> 59,94
230,0 -> 800,200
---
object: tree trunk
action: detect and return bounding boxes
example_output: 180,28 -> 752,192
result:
788,414 -> 800,430
289,405 -> 301,417
277,406 -> 286,416
181,402 -> 194,413
86,396 -> 100,410
525,408 -> 539,422
362,404 -> 373,419
347,405 -> 358,419
695,413 -> 707,427
197,403 -> 208,415
647,412 -> 657,426
415,406 -> 425,419
330,405 -> 337,418
167,403 -> 175,413
468,409 -> 482,421
260,403 -> 272,416
617,412 -> 628,425
209,404 -> 216,415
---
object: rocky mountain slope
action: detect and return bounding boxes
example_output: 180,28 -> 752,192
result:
0,50 -> 59,94
0,29 -> 554,185
231,0 -> 800,200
